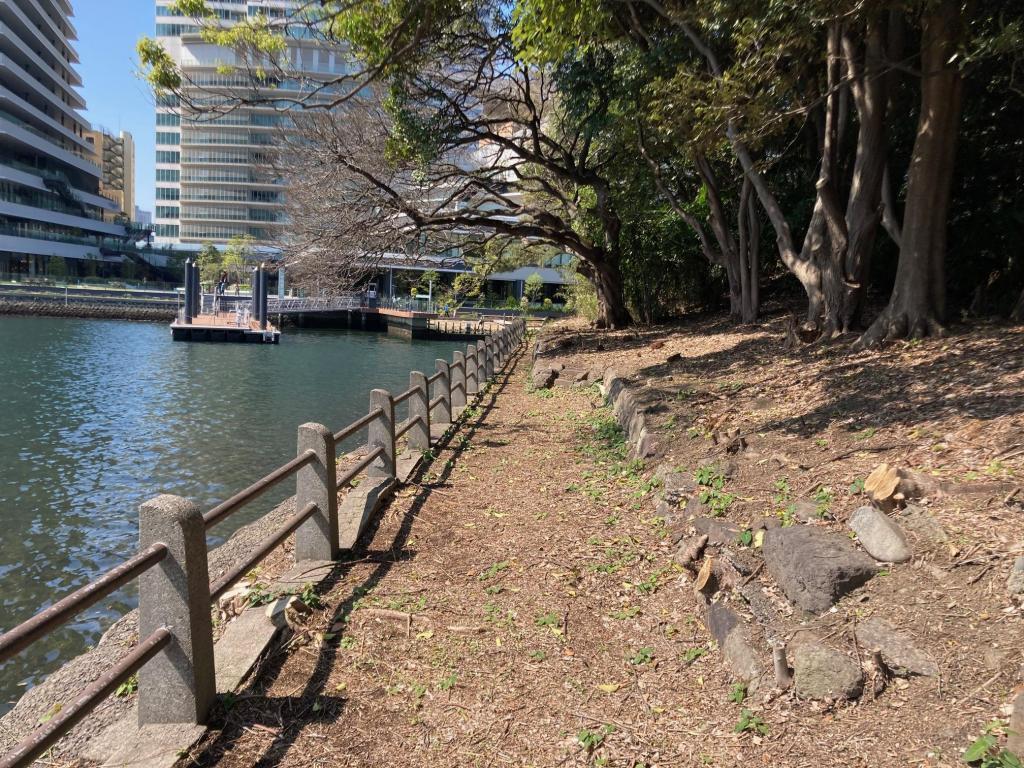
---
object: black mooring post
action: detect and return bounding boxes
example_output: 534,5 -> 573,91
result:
259,266 -> 269,330
183,258 -> 193,325
251,267 -> 260,325
191,262 -> 201,317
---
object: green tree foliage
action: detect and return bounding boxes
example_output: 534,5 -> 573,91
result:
137,0 -> 1024,337
196,242 -> 222,285
524,273 -> 545,302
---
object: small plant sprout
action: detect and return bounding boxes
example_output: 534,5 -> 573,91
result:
628,647 -> 654,665
728,682 -> 747,703
578,724 -> 615,752
734,709 -> 768,736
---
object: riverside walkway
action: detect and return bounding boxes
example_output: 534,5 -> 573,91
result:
178,351 -> 733,768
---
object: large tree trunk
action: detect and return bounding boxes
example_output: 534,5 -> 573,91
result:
589,256 -> 632,329
859,1 -> 964,345
841,15 -> 898,329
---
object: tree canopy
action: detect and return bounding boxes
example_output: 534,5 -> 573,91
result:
138,0 -> 1024,338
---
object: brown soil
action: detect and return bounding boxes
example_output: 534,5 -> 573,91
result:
183,315 -> 1023,768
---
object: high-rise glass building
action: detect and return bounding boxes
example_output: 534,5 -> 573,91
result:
0,0 -> 124,277
153,2 -> 349,247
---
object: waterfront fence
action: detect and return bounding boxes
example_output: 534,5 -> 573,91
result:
0,318 -> 526,768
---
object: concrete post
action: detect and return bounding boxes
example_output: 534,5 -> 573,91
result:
477,340 -> 489,382
451,351 -> 467,409
408,371 -> 430,452
137,495 -> 215,726
488,337 -> 497,375
465,344 -> 478,396
433,360 -> 452,424
294,423 -> 338,561
367,389 -> 396,479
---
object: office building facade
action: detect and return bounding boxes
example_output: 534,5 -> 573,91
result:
153,2 -> 349,247
0,0 -> 124,277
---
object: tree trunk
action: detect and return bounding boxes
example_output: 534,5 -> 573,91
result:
1011,287 -> 1024,323
840,21 -> 890,330
590,257 -> 632,329
859,1 -> 964,345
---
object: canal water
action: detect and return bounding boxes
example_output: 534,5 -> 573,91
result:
0,315 -> 465,713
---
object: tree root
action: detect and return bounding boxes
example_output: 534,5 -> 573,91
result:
855,307 -> 945,349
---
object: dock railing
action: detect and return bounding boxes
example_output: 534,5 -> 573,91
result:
0,318 -> 526,768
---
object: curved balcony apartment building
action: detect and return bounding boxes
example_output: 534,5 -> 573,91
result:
154,3 -> 349,247
0,0 -> 124,277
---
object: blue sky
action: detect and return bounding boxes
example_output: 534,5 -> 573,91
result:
74,0 -> 156,214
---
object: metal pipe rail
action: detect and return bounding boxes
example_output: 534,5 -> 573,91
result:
394,414 -> 425,440
209,501 -> 318,602
392,386 -> 417,406
0,543 -> 168,664
333,408 -> 383,445
0,628 -> 173,768
338,446 -> 384,488
203,449 -> 317,530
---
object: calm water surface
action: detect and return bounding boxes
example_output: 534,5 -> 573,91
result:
0,315 -> 463,712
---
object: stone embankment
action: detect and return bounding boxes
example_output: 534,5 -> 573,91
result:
532,318 -> 1024,758
0,298 -> 175,322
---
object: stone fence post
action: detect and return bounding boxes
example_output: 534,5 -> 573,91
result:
368,389 -> 396,479
466,344 -> 478,396
451,351 -> 467,409
294,422 -> 338,561
408,371 -> 430,452
433,359 -> 452,424
137,494 -> 216,726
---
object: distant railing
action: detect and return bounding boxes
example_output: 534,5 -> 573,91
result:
266,295 -> 363,313
0,318 -> 526,768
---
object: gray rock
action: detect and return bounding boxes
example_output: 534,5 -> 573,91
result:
705,601 -> 762,684
896,504 -> 948,547
697,458 -> 739,480
789,499 -> 822,523
763,526 -> 877,613
684,494 -> 711,519
1008,556 -> 1024,599
793,643 -> 864,700
655,465 -> 695,505
633,428 -> 659,459
531,364 -> 558,389
855,617 -> 938,677
757,516 -> 782,531
850,506 -> 912,563
692,516 -> 741,547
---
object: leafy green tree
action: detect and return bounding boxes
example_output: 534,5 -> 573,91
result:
524,272 -> 545,303
196,242 -> 222,286
222,234 -> 253,285
47,256 -> 68,282
452,273 -> 483,300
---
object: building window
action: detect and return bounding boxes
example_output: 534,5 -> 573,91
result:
156,169 -> 180,182
156,113 -> 180,126
156,187 -> 180,200
156,150 -> 180,163
156,132 -> 180,145
155,206 -> 180,219
155,224 -> 180,238
155,23 -> 200,36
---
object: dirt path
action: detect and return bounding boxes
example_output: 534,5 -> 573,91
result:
183,334 -> 1021,768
